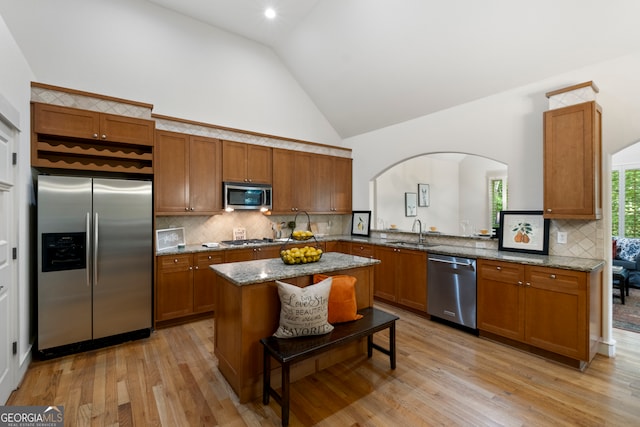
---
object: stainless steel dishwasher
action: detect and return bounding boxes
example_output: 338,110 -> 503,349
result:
427,254 -> 477,329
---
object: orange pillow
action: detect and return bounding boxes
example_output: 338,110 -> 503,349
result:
313,274 -> 363,324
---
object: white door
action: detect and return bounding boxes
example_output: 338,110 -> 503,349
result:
0,125 -> 15,404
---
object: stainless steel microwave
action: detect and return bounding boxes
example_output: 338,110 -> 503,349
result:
223,182 -> 272,211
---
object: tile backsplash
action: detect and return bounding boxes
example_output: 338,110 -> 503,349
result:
155,212 -> 349,244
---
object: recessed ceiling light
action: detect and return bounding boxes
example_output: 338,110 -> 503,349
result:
264,8 -> 276,19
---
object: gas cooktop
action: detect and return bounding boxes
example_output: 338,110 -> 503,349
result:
220,238 -> 273,246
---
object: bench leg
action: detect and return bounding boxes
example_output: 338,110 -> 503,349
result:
281,363 -> 290,427
390,321 -> 396,370
367,335 -> 373,359
263,348 -> 271,405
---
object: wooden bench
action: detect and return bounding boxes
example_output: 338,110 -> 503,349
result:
260,307 -> 399,426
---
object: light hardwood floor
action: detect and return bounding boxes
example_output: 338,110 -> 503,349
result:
8,302 -> 640,426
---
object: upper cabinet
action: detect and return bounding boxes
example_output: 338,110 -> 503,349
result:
222,140 -> 272,184
31,102 -> 155,174
272,148 -> 313,213
155,130 -> 222,215
313,154 -> 352,213
543,84 -> 602,220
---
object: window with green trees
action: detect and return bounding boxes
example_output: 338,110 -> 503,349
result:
612,167 -> 640,238
490,177 -> 507,229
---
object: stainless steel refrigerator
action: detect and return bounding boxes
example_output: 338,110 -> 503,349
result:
37,175 -> 152,354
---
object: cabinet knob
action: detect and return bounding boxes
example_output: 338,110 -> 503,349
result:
194,266 -> 199,270
549,274 -> 556,279
101,134 -> 107,139
173,259 -> 178,263
208,255 -> 212,260
517,281 -> 523,286
189,266 -> 193,270
546,208 -> 552,212
496,266 -> 501,271
93,133 -> 98,139
525,282 -> 531,286
190,207 -> 194,211
185,207 -> 189,211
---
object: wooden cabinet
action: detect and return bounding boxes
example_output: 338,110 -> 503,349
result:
224,246 -> 281,263
156,252 -> 223,323
373,245 -> 427,311
272,149 -> 313,213
222,140 -> 272,184
325,240 -> 349,254
350,242 -> 374,258
477,259 -> 602,365
194,252 -> 224,313
313,155 -> 352,213
31,102 -> 154,173
543,101 -> 602,219
155,130 -> 222,215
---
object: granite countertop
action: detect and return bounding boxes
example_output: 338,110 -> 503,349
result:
158,234 -> 605,273
210,252 -> 381,286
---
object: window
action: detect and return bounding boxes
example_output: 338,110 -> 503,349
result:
612,166 -> 640,238
489,176 -> 507,229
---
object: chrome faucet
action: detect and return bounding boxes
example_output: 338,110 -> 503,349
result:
412,219 -> 424,243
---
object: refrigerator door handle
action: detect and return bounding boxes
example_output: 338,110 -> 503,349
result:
86,212 -> 91,287
94,212 -> 99,286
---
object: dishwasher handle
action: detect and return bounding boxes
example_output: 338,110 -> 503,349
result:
428,257 -> 475,270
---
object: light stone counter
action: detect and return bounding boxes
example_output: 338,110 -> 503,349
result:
210,252 -> 381,286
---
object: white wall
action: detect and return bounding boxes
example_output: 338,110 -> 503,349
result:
0,13 -> 35,400
0,0 -> 341,147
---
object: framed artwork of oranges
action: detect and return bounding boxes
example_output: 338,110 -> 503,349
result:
498,210 -> 550,255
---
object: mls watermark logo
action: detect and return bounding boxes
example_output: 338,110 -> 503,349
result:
0,406 -> 64,427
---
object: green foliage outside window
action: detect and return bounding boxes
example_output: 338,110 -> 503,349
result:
612,170 -> 619,236
490,178 -> 506,229
612,168 -> 640,238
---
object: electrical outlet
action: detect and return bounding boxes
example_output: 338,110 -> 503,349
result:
380,233 -> 387,239
557,231 -> 567,244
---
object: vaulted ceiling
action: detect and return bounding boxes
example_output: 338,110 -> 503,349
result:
146,0 -> 640,138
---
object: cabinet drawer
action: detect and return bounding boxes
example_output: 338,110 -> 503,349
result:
158,254 -> 192,271
196,252 -> 224,267
527,267 -> 584,292
478,260 -> 523,284
351,243 -> 374,257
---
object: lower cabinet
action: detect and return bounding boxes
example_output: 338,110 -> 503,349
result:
373,245 -> 427,312
224,246 -> 282,262
477,259 -> 601,365
155,251 -> 223,324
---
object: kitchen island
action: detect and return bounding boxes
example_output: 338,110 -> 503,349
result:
210,252 -> 380,403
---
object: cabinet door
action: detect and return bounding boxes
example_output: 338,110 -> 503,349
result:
155,131 -> 189,213
543,101 -> 602,219
99,113 -> 154,145
247,145 -> 272,184
156,255 -> 194,321
272,149 -> 295,212
222,141 -> 247,182
477,260 -> 525,341
524,266 -> 587,360
396,249 -> 427,311
313,154 -> 333,212
189,136 -> 222,213
194,252 -> 223,313
332,157 -> 352,213
373,246 -> 397,302
33,103 -> 99,139
254,246 -> 281,260
224,248 -> 255,263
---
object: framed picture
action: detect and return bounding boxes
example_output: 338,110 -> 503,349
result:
498,210 -> 550,255
405,192 -> 417,217
351,210 -> 372,236
418,184 -> 430,207
156,227 -> 185,251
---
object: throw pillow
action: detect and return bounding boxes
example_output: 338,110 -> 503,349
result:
273,278 -> 334,338
612,239 -> 617,259
313,274 -> 363,324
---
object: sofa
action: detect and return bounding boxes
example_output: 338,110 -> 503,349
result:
613,237 -> 640,287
